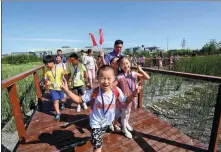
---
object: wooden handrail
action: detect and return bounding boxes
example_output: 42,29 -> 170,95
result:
2,65 -> 45,89
1,64 -> 45,143
133,67 -> 221,83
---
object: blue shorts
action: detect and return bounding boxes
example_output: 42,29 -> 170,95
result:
49,89 -> 65,102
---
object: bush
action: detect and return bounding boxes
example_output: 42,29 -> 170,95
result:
2,55 -> 42,64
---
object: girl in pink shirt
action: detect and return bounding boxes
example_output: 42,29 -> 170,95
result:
117,56 -> 150,138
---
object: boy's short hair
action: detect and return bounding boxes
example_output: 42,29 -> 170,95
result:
43,55 -> 54,64
114,39 -> 123,46
87,49 -> 92,54
57,49 -> 62,53
69,53 -> 79,60
97,65 -> 115,77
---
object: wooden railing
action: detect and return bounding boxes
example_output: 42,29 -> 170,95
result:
136,67 -> 221,152
1,65 -> 46,143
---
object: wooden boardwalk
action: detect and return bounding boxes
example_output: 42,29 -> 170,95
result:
16,92 -> 207,152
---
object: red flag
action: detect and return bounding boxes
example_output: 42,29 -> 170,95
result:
89,33 -> 97,46
99,29 -> 104,45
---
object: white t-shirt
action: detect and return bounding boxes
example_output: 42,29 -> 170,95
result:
84,56 -> 96,70
82,87 -> 127,128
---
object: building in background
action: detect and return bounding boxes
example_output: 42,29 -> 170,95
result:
125,46 -> 163,54
31,46 -> 114,57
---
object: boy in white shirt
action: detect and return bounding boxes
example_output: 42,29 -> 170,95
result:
61,65 -> 141,152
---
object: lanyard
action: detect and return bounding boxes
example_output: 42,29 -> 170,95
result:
51,66 -> 57,80
100,88 -> 114,116
72,65 -> 78,81
124,72 -> 134,92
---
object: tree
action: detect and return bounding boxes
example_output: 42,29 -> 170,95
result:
123,49 -> 131,55
201,40 -> 219,55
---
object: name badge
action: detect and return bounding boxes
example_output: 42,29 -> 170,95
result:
53,83 -> 58,88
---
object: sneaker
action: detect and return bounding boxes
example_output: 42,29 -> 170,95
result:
122,129 -> 132,139
109,125 -> 115,132
77,104 -> 81,112
60,103 -> 65,110
82,103 -> 88,110
54,113 -> 61,121
126,124 -> 133,132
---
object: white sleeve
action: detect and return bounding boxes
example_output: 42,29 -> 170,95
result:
116,87 -> 127,103
81,89 -> 93,103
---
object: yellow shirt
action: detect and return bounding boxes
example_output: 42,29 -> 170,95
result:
44,66 -> 65,90
67,63 -> 86,87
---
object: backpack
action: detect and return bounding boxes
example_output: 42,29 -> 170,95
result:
88,87 -> 120,114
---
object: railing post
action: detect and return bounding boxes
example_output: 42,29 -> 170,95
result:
33,72 -> 42,101
208,84 -> 221,152
42,66 -> 49,92
7,84 -> 27,143
137,80 -> 143,109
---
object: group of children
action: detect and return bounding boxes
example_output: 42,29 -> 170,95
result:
43,53 -> 150,152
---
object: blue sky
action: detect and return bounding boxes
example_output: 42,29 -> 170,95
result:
2,2 -> 221,54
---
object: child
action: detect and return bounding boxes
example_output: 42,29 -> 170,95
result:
84,49 -> 98,88
55,55 -> 67,72
117,56 -> 150,138
55,55 -> 69,102
96,55 -> 103,69
43,55 -> 66,121
158,56 -> 163,68
110,57 -> 122,132
66,53 -> 88,112
61,65 -> 141,152
110,57 -> 120,75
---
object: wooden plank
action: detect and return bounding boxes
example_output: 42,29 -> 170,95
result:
16,92 -> 207,152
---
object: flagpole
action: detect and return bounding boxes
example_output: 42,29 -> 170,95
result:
96,45 -> 100,52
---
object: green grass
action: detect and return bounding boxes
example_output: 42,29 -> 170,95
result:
2,63 -> 43,130
142,72 -> 219,145
173,55 -> 221,76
